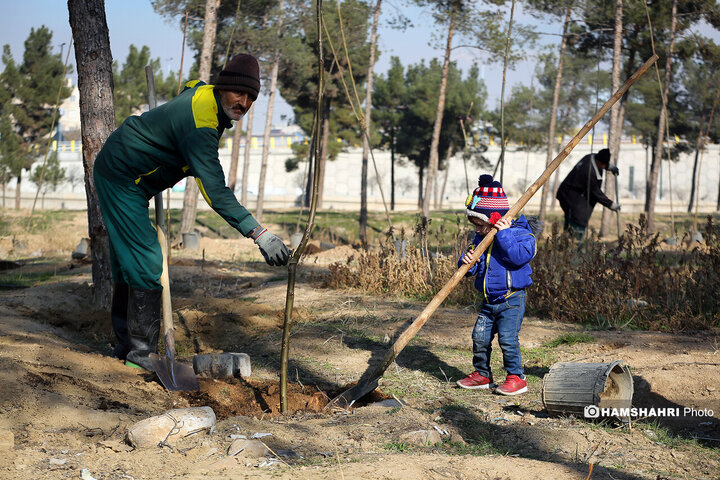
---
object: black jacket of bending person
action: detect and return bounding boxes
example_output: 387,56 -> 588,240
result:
556,153 -> 613,228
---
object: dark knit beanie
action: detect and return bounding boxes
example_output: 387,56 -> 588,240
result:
465,175 -> 509,224
215,54 -> 261,100
596,148 -> 611,164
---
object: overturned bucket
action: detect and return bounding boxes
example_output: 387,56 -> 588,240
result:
182,231 -> 199,251
542,360 -> 634,421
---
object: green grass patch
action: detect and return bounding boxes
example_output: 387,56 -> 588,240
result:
543,332 -> 596,348
640,419 -> 704,449
384,441 -> 411,453
0,271 -> 58,287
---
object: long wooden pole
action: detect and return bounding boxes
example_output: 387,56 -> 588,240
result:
280,0 -> 324,413
328,54 -> 659,408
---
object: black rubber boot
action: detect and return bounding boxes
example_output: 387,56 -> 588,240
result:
111,281 -> 130,360
125,287 -> 162,371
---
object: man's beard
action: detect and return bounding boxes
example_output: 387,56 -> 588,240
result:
223,104 -> 247,121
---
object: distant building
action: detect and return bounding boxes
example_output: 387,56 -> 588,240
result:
57,78 -> 81,140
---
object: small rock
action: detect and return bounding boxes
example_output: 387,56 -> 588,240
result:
663,236 -> 680,246
449,433 -> 466,445
235,440 -> 269,458
49,458 -> 67,465
368,399 -> 404,409
99,440 -> 133,453
126,406 -> 216,448
399,429 -> 442,446
80,469 -> 97,480
203,447 -> 218,458
0,430 -> 14,451
276,449 -> 300,459
627,298 -> 648,308
320,242 -> 335,251
228,439 -> 249,456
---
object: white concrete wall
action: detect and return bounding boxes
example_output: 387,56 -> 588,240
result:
5,141 -> 720,214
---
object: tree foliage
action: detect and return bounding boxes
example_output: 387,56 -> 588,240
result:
373,57 -> 488,176
112,44 -> 177,124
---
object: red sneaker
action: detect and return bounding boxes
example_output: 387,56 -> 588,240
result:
456,371 -> 494,390
495,375 -> 527,396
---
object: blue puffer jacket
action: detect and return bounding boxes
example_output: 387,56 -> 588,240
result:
459,215 -> 537,304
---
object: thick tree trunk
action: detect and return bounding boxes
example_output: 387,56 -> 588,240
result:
14,172 -> 21,209
422,2 -> 456,219
68,0 -> 115,310
179,0 -> 220,235
359,0 -> 382,245
600,0 -> 623,237
256,1 -> 285,223
645,0 -> 677,234
539,2 -> 572,221
228,117 -> 243,192
241,104 -> 255,206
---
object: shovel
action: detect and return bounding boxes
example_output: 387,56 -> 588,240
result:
145,66 -> 199,391
149,214 -> 199,391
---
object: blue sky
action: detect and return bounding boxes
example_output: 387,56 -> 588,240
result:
2,1 -> 717,133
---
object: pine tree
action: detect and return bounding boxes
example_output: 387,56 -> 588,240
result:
30,151 -> 65,208
0,27 -> 71,208
113,44 -> 177,124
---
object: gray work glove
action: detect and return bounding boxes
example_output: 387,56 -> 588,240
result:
250,227 -> 290,266
607,164 -> 620,176
610,202 -> 621,212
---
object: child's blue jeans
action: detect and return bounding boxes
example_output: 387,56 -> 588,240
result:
472,290 -> 526,379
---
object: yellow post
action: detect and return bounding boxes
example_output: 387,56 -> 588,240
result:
252,137 -> 258,149
52,140 -> 57,151
70,140 -> 75,151
287,137 -> 292,147
602,133 -> 607,145
270,137 -> 275,149
588,135 -> 592,145
490,137 -> 494,146
558,135 -> 562,145
227,138 -> 232,150
632,134 -> 636,144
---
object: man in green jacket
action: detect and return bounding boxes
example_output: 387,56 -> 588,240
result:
94,54 -> 290,370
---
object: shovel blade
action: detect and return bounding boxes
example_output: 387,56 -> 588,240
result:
149,353 -> 200,391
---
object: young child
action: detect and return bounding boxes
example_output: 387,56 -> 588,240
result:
456,174 -> 537,396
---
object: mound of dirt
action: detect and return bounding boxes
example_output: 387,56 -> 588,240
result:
182,378 -> 328,419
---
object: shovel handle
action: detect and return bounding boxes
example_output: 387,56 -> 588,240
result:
157,226 -> 175,358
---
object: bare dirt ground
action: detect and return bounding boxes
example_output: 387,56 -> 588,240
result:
0,217 -> 718,480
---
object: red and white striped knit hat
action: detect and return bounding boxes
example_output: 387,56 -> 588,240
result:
465,175 -> 509,224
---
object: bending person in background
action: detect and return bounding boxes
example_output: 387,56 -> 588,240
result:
556,148 -> 620,241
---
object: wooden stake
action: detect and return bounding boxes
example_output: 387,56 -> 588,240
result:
327,54 -> 659,408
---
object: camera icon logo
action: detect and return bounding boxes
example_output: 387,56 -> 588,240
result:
584,405 -> 600,418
